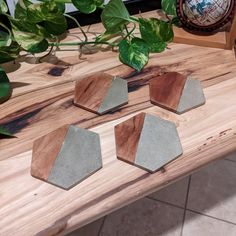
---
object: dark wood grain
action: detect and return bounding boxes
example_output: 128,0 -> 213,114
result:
149,72 -> 187,112
115,113 -> 145,164
31,125 -> 69,181
74,72 -> 113,113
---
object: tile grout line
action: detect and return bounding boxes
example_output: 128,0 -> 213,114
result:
146,196 -> 185,210
224,158 -> 236,163
147,192 -> 236,227
97,215 -> 107,236
186,209 -> 236,226
180,176 -> 192,236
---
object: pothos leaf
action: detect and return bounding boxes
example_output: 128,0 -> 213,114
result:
37,0 -> 66,14
161,0 -> 177,17
0,126 -> 14,137
139,18 -> 173,52
72,0 -> 103,14
10,18 -> 49,53
0,67 -> 12,104
119,37 -> 149,72
0,0 -> 8,14
26,1 -> 67,36
0,31 -> 11,47
0,41 -> 20,64
43,15 -> 67,36
14,0 -> 32,19
101,0 -> 130,34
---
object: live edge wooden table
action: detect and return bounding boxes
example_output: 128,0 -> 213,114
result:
1,11 -> 236,236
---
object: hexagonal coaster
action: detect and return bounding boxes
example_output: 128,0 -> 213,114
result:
149,72 -> 206,114
114,113 -> 183,173
74,72 -> 128,115
31,125 -> 102,190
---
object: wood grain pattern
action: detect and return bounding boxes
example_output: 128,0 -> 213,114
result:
173,26 -> 228,49
74,72 -> 112,113
115,112 -> 145,164
31,125 -> 69,181
149,72 -> 187,112
0,10 -> 236,236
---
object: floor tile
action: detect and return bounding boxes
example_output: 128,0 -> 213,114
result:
187,159 -> 236,223
225,152 -> 236,162
148,176 -> 189,208
100,198 -> 184,236
67,218 -> 104,236
182,210 -> 236,236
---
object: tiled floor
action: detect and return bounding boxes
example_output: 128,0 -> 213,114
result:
67,152 -> 236,236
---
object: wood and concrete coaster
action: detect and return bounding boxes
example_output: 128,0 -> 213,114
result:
74,72 -> 128,115
114,112 -> 183,173
149,72 -> 206,114
31,125 -> 102,190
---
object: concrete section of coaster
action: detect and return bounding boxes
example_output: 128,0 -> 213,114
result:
134,114 -> 183,173
114,113 -> 183,173
149,72 -> 205,114
177,78 -> 206,114
97,77 -> 128,115
31,125 -> 102,190
48,126 -> 102,190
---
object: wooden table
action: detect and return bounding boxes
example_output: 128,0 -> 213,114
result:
0,11 -> 236,236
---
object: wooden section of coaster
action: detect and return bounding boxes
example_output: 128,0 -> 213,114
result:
31,125 -> 69,181
114,113 -> 183,173
74,72 -> 113,113
31,125 -> 102,190
74,72 -> 128,115
149,72 -> 187,112
115,113 -> 145,164
150,72 -> 205,114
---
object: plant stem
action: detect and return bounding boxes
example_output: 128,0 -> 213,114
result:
130,16 -> 139,23
0,22 -> 12,38
48,41 -> 118,47
123,23 -> 136,40
64,13 -> 88,42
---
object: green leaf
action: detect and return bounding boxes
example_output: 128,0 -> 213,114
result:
101,0 -> 130,34
0,41 -> 20,64
119,37 -> 149,72
37,0 -> 66,14
159,20 -> 174,42
0,31 -> 11,47
74,0 -> 96,14
171,16 -> 181,27
0,0 -> 8,14
0,67 -> 12,104
148,41 -> 167,53
72,0 -> 102,14
139,18 -> 173,52
14,0 -> 32,19
43,15 -> 67,36
10,18 -> 49,53
26,1 -> 67,36
0,126 -> 14,137
161,0 -> 177,17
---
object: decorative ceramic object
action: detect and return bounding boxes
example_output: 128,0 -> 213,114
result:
149,72 -> 206,114
114,113 -> 183,173
74,72 -> 128,115
31,125 -> 102,190
177,0 -> 235,31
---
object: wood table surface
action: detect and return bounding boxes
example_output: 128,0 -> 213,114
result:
0,11 -> 236,236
